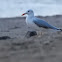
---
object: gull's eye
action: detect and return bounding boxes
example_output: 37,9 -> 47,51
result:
28,11 -> 30,12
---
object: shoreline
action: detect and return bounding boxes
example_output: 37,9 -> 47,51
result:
0,14 -> 62,19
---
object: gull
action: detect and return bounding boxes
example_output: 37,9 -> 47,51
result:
22,9 -> 62,33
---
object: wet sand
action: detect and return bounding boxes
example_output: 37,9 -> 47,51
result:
0,15 -> 62,62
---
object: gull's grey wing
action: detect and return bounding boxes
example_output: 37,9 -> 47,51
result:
33,18 -> 59,29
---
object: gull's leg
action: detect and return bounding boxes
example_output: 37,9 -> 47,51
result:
37,31 -> 43,37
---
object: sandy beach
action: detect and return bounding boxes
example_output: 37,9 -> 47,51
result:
0,15 -> 62,62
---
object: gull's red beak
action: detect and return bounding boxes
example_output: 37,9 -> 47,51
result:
21,13 -> 27,16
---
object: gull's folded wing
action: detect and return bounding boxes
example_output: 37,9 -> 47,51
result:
33,18 -> 59,29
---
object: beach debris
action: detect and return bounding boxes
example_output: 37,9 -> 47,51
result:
25,31 -> 37,38
0,36 -> 11,40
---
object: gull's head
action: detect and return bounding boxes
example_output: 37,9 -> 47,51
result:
22,9 -> 34,16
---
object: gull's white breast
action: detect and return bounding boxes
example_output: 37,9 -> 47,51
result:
26,16 -> 39,29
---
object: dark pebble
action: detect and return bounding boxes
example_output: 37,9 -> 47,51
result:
0,36 -> 11,40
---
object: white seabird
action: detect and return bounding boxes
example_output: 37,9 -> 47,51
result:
22,9 -> 62,32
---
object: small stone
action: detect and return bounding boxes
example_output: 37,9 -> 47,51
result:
25,31 -> 37,38
0,36 -> 11,40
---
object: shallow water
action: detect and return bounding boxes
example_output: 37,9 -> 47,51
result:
0,0 -> 62,18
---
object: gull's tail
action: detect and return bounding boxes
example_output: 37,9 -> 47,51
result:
52,26 -> 62,31
56,28 -> 62,31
